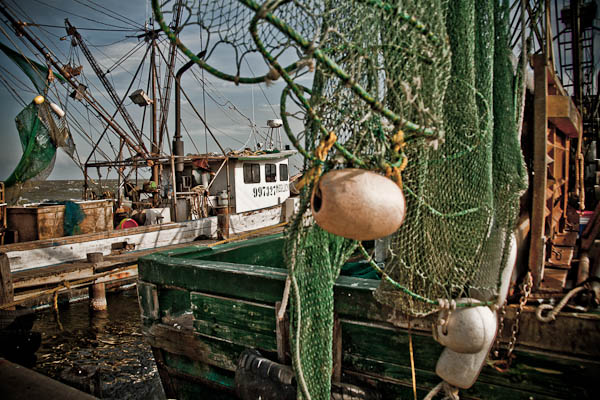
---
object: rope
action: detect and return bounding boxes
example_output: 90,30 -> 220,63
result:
358,243 -> 493,308
295,131 -> 337,191
424,381 -> 460,400
408,318 -> 417,400
0,265 -> 133,310
536,286 -> 586,323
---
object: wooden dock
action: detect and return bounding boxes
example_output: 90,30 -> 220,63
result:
0,358 -> 97,400
1,222 -> 287,310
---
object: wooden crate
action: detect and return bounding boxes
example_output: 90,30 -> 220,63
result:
7,200 -> 113,242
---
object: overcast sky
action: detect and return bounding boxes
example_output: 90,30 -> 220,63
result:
1,1 -> 599,182
0,0 -> 305,181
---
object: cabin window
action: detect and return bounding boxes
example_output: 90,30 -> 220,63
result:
279,164 -> 288,181
243,163 -> 261,183
265,164 -> 277,182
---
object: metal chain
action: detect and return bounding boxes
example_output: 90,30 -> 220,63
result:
490,271 -> 532,372
507,271 -> 533,360
492,302 -> 507,359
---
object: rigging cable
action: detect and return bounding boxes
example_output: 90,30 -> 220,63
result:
0,70 -> 26,106
71,0 -> 146,30
86,0 -> 144,29
14,23 -> 139,33
0,65 -> 37,94
86,36 -> 146,76
244,57 -> 278,117
30,0 -> 142,31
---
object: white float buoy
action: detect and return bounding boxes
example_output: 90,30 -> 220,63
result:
435,308 -> 498,389
49,102 -> 66,118
311,168 -> 406,241
433,299 -> 496,354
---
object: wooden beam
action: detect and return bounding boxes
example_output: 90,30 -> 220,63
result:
0,358 -> 97,400
547,95 -> 582,137
0,222 -> 181,253
0,253 -> 13,308
529,54 -> 549,288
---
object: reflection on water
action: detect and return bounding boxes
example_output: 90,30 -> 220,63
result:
32,290 -> 165,399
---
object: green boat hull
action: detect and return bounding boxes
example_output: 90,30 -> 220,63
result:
137,234 -> 599,399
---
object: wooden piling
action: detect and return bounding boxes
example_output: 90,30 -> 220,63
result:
86,252 -> 104,264
89,282 -> 107,311
577,251 -> 590,285
0,252 -> 13,309
217,207 -> 230,240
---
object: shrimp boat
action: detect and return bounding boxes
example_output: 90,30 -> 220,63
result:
136,1 -> 599,400
0,0 -> 298,295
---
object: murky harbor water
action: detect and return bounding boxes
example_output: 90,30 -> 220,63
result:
12,179 -> 117,205
32,290 -> 166,399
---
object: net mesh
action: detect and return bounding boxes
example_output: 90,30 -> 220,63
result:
1,41 -> 75,204
153,0 -> 527,398
4,101 -> 74,204
375,1 -> 527,316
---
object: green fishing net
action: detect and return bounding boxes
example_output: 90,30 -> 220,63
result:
374,1 -> 528,317
4,102 -> 57,203
1,42 -> 74,204
4,100 -> 74,204
154,0 -> 527,398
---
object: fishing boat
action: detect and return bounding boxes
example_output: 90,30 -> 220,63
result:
136,1 -> 599,399
0,0 -> 299,310
138,233 -> 599,399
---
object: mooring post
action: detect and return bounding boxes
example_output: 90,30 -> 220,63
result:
217,207 -> 230,240
90,282 -> 107,311
0,252 -> 14,309
87,252 -> 107,311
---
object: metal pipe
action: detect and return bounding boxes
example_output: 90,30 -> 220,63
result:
207,159 -> 228,191
175,51 -> 206,173
170,156 -> 178,222
151,40 -> 160,200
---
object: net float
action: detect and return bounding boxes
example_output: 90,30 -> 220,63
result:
33,95 -> 45,104
435,301 -> 498,389
50,102 -> 66,118
311,168 -> 406,241
432,299 -> 496,354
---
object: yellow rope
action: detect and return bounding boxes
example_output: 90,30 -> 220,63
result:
0,265 -> 134,310
392,129 -> 406,153
408,317 -> 417,400
296,131 -> 337,190
385,129 -> 408,188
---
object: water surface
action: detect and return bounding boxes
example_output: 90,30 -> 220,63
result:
32,290 -> 165,399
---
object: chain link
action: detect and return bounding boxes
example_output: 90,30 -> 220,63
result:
490,271 -> 533,372
492,302 -> 507,358
507,271 -> 532,360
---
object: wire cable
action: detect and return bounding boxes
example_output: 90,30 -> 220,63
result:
30,0 -> 141,31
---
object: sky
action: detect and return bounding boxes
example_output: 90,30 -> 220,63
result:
0,0 -> 305,181
0,1 -> 599,183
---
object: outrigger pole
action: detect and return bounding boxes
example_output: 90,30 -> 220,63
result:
0,2 -> 150,160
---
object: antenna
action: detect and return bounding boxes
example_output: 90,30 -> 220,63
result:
266,119 -> 283,150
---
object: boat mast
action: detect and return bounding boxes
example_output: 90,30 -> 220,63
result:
0,5 -> 149,160
158,0 -> 184,157
151,37 -> 159,198
64,19 -> 148,156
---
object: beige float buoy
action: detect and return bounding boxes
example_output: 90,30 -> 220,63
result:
435,306 -> 498,389
433,299 -> 496,354
33,95 -> 45,104
311,168 -> 406,241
